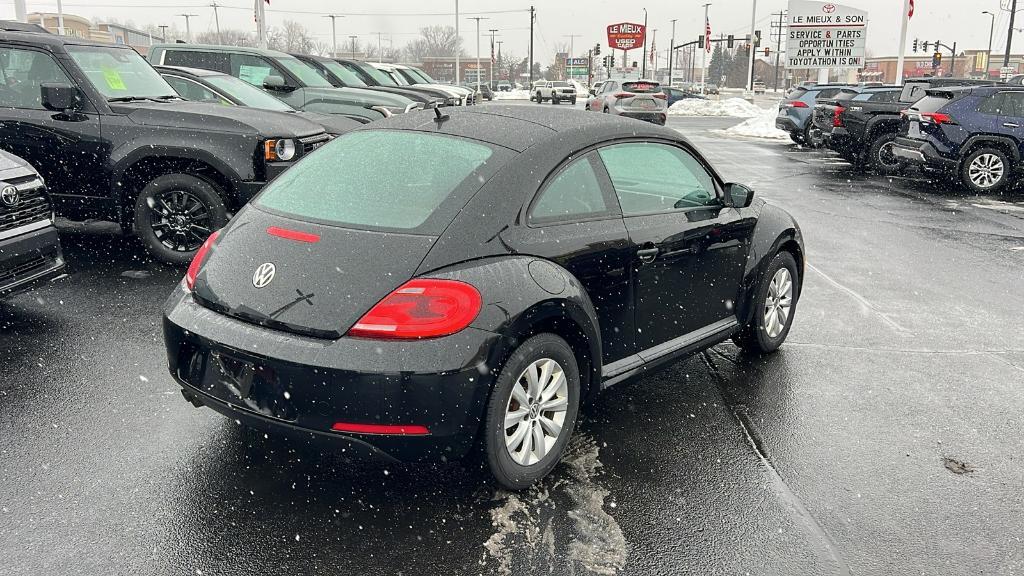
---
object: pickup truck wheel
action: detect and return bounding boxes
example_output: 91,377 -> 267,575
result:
535,92 -> 543,104
134,174 -> 228,265
961,147 -> 1010,193
868,133 -> 907,175
552,95 -> 560,105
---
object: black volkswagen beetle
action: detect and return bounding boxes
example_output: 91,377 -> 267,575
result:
163,106 -> 804,489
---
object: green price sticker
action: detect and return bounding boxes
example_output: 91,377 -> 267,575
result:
103,69 -> 126,91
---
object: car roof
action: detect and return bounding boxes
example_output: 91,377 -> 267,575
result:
0,29 -> 136,49
364,105 -> 684,153
0,20 -> 49,34
150,43 -> 293,59
154,65 -> 222,78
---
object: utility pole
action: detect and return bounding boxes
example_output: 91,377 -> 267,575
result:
349,35 -> 358,59
158,24 -> 169,43
210,2 -> 222,44
746,0 -> 758,92
896,0 -> 910,83
496,40 -> 504,81
564,34 -> 581,81
179,13 -> 197,42
255,0 -> 267,49
771,10 -> 785,91
983,11 -> 995,78
55,0 -> 65,35
641,8 -> 648,77
468,17 -> 488,92
13,0 -> 26,23
455,0 -> 461,84
489,29 -> 499,89
529,6 -> 536,85
701,3 -> 711,93
324,15 -> 342,57
1006,0 -> 1019,68
668,19 -> 677,86
376,32 -> 384,63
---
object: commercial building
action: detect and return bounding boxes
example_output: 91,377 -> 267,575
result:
861,51 -> 1024,83
26,13 -> 163,53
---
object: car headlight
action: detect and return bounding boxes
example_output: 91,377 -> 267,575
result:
264,138 -> 297,161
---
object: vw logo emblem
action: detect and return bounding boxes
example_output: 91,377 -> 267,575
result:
822,3 -> 836,12
252,262 -> 276,288
0,185 -> 18,208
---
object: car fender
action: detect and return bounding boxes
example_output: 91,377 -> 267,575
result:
427,256 -> 603,400
960,133 -> 1021,163
737,200 -> 804,327
864,114 -> 901,138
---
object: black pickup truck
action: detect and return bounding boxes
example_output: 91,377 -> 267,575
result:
0,30 -> 328,264
816,78 -> 1001,174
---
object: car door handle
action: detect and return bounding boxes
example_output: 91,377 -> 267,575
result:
636,247 -> 659,263
1004,122 -> 1020,128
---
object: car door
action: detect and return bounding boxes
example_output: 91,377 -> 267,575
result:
0,45 -> 105,215
993,92 -> 1024,158
597,141 -> 756,352
971,91 -> 1009,138
517,152 -> 636,364
596,81 -> 616,111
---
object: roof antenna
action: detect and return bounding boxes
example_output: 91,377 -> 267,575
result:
433,105 -> 449,124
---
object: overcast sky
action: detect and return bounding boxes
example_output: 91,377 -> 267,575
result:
2,0 -> 1016,61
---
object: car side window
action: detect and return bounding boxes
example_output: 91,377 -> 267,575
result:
163,76 -> 227,104
598,142 -> 719,215
978,93 -> 1007,116
602,82 -> 616,93
230,54 -> 281,87
1000,92 -> 1024,118
162,50 -> 230,73
868,90 -> 897,103
530,155 -> 614,224
0,47 -> 73,110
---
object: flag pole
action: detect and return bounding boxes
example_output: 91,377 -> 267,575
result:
895,0 -> 911,85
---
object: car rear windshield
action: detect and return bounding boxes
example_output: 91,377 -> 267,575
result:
910,94 -> 955,113
623,81 -> 660,93
785,87 -> 808,99
255,131 -> 507,234
899,82 -> 931,103
553,81 -> 570,87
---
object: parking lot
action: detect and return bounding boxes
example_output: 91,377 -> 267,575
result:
2,106 -> 1023,575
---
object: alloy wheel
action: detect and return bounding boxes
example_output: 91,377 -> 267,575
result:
878,141 -> 900,167
503,358 -> 568,466
763,268 -> 793,339
968,153 -> 1005,189
148,189 -> 213,252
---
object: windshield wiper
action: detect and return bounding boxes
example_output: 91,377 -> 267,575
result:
107,95 -> 180,103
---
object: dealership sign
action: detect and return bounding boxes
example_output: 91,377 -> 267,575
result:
607,22 -> 646,51
785,0 -> 867,69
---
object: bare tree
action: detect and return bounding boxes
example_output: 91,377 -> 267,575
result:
268,20 -> 317,55
195,29 -> 255,47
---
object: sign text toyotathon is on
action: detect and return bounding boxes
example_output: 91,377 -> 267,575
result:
785,1 -> 867,69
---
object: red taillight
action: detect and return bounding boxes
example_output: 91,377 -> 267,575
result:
347,278 -> 482,339
184,230 -> 220,291
653,92 -> 667,100
921,112 -> 955,125
613,92 -> 633,99
786,100 -> 809,108
331,422 -> 430,436
267,226 -> 319,243
833,105 -> 845,127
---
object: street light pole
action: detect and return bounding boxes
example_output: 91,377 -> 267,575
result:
563,34 -> 581,80
489,29 -> 499,89
468,17 -> 488,92
983,11 -> 996,78
641,8 -> 648,77
668,19 -> 677,86
324,15 -> 342,58
349,35 -> 358,59
746,0 -> 758,92
455,0 -> 461,84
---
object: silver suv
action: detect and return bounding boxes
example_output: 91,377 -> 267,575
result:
532,80 -> 577,105
586,79 -> 667,125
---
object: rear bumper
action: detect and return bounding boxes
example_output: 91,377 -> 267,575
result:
775,116 -> 799,133
615,110 -> 667,125
824,127 -> 854,149
162,287 -> 498,462
891,137 -> 957,170
0,222 -> 65,297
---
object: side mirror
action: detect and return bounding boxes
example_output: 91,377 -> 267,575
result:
41,82 -> 80,112
589,88 -> 596,95
262,75 -> 291,92
724,183 -> 755,208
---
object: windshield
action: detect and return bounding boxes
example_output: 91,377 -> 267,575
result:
553,81 -> 570,87
204,75 -> 293,111
318,59 -> 367,87
351,61 -> 398,86
396,68 -> 421,85
255,131 -> 504,234
276,56 -> 333,88
409,67 -> 436,83
66,45 -> 177,100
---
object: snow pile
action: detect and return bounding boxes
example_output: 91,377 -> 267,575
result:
721,107 -> 791,140
668,96 -> 763,117
492,89 -> 533,100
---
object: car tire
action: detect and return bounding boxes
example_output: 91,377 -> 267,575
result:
733,251 -> 800,355
535,92 -> 543,104
482,333 -> 581,490
960,146 -> 1011,193
134,173 -> 228,265
867,132 -> 907,175
803,123 -> 821,148
603,106 -> 610,114
789,132 -> 803,144
552,95 -> 560,105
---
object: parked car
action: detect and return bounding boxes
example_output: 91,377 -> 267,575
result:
589,81 -> 604,96
290,53 -> 440,107
660,85 -> 705,107
706,83 -> 720,95
462,82 -> 494,102
165,105 -> 803,489
776,84 -> 854,145
893,85 -> 1024,193
372,63 -> 474,105
818,77 -> 1002,173
533,80 -> 577,104
148,44 -> 417,122
0,32 -> 328,264
752,81 -> 766,95
332,58 -> 460,106
157,65 -> 362,135
809,86 -> 862,149
496,80 -> 512,92
0,149 -> 64,298
589,79 -> 667,125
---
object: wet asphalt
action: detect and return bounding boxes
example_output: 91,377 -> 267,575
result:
2,105 -> 1023,576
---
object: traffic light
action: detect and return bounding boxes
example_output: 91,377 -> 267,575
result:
764,47 -> 770,57
932,51 -> 943,68
698,34 -> 704,47
935,39 -> 941,50
913,38 -> 918,52
594,43 -> 601,56
727,34 -> 735,48
922,41 -> 930,51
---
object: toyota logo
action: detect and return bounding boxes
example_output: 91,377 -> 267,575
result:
252,262 -> 276,288
822,4 -> 836,12
0,185 -> 18,208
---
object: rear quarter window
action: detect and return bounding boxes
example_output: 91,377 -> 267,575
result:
912,94 -> 955,113
255,131 -> 508,234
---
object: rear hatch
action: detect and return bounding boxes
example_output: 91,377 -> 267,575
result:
618,81 -> 665,111
191,129 -> 510,338
902,90 -> 960,143
813,89 -> 858,132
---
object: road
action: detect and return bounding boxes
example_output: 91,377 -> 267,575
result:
2,107 -> 1023,576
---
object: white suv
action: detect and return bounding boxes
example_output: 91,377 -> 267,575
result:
532,81 -> 577,105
